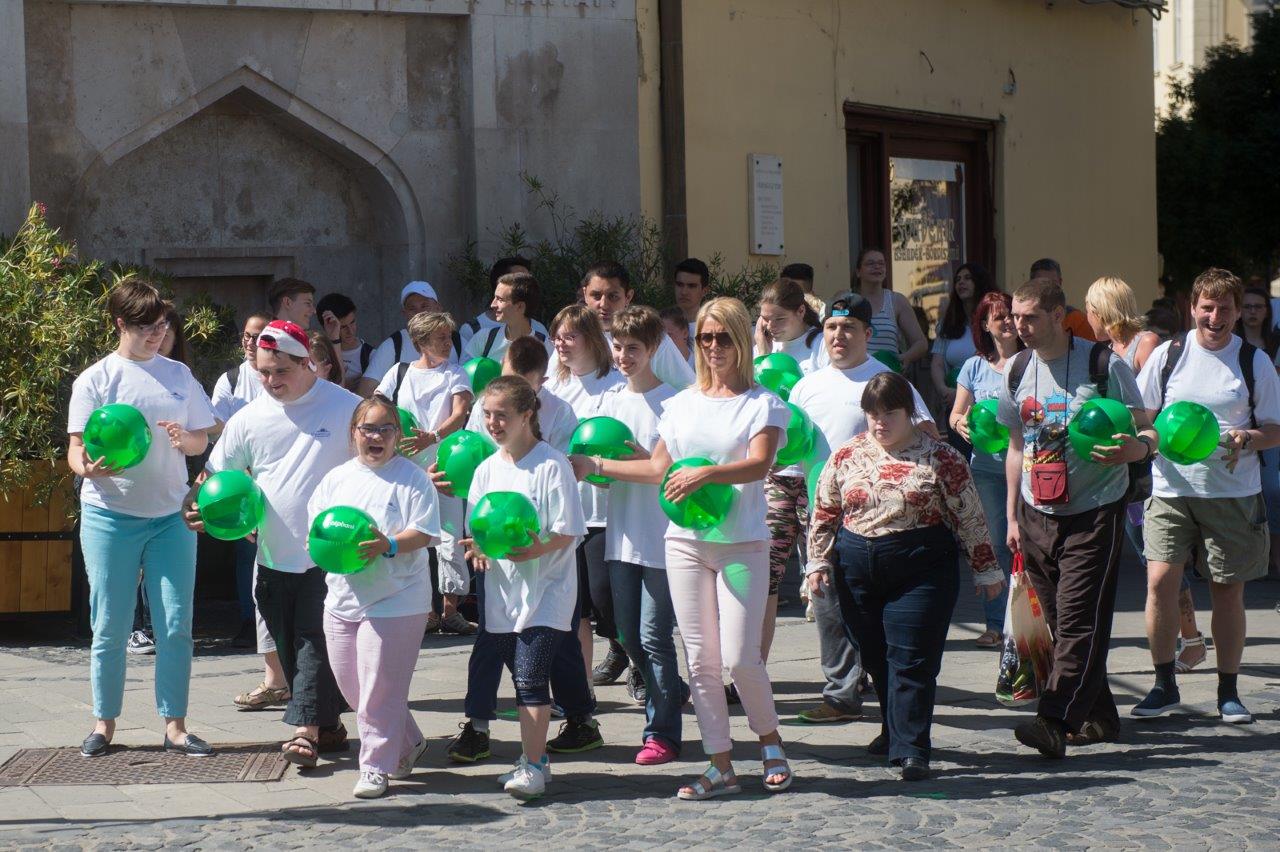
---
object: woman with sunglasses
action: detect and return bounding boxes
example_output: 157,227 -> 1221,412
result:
573,297 -> 793,800
67,277 -> 218,758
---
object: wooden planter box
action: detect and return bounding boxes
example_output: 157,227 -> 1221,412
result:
0,464 -> 76,615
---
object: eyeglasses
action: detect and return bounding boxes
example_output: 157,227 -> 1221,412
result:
133,319 -> 171,335
242,332 -> 261,343
696,332 -> 734,349
356,424 -> 398,439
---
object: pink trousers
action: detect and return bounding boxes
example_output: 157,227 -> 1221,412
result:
323,610 -> 426,774
664,538 -> 779,755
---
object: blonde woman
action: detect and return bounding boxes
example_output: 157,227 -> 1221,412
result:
574,297 -> 793,799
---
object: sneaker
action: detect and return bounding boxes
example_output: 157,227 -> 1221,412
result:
1130,684 -> 1181,717
446,721 -> 491,764
625,666 -> 647,705
592,648 -> 628,686
1014,715 -> 1066,759
1219,697 -> 1253,724
504,755 -> 546,801
797,702 -> 861,724
551,702 -> 565,719
546,718 -> 604,753
390,738 -> 428,779
635,737 -> 677,765
127,630 -> 156,655
424,612 -> 441,635
498,753 -> 550,785
440,612 -> 478,635
353,770 -> 388,799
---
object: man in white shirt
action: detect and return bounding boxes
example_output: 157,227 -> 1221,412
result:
268,278 -> 317,330
316,293 -> 374,392
1132,268 -> 1280,725
188,320 -> 361,765
458,256 -> 551,351
358,281 -> 457,398
462,272 -> 550,363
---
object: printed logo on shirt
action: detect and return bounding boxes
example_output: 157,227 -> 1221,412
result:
313,428 -> 332,439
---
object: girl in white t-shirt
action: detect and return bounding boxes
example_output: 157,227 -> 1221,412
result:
464,376 -> 587,801
573,298 -> 793,801
67,278 -> 217,759
375,312 -> 474,636
308,396 -> 441,799
754,278 -> 827,374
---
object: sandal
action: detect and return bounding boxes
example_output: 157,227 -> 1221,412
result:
761,743 -> 793,792
1175,633 -> 1206,674
676,764 -> 741,801
316,724 -> 349,754
1065,718 -> 1120,746
975,629 -> 1002,648
233,682 -> 290,710
281,735 -> 319,768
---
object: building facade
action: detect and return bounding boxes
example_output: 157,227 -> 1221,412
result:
1154,0 -> 1260,117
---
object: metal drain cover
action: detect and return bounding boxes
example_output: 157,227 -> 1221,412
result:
0,743 -> 289,786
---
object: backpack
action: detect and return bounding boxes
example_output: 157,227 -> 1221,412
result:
480,326 -> 547,359
358,341 -> 375,375
224,365 -> 239,394
1006,337 -> 1152,504
392,361 -> 411,402
1156,330 -> 1260,462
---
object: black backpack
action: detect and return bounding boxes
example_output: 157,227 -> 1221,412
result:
224,365 -> 239,393
358,341 -> 375,375
1155,330 -> 1260,462
1006,337 -> 1152,504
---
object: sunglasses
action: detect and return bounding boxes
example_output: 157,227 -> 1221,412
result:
696,331 -> 735,349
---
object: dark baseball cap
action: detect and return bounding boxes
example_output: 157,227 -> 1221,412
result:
826,291 -> 872,325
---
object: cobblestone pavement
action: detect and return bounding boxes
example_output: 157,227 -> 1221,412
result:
2,565 -> 1279,849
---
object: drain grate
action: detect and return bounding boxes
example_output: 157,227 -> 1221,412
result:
0,743 -> 289,786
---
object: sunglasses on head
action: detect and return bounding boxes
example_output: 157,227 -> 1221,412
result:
696,331 -> 734,349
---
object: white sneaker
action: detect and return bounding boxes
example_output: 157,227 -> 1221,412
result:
353,770 -> 388,799
498,753 -> 550,785
389,739 -> 428,780
503,755 -> 546,801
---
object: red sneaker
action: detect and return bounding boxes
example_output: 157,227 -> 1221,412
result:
635,737 -> 677,765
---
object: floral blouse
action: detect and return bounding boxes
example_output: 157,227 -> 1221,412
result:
807,432 -> 1001,584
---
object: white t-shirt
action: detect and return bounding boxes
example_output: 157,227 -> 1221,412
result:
788,360 -> 935,468
656,385 -> 790,544
207,379 -> 360,573
545,367 -> 625,526
68,353 -> 217,519
1138,334 -> 1280,498
468,441 -> 587,632
461,324 -> 553,364
308,456 -> 441,621
365,329 -> 460,384
466,386 -> 577,454
600,383 -> 678,567
210,358 -> 264,424
460,312 -> 550,351
756,330 -> 829,376
338,340 -> 371,385
550,331 -> 694,391
375,361 -> 472,467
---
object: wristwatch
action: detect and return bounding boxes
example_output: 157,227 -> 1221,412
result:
383,537 -> 399,559
1137,435 -> 1156,462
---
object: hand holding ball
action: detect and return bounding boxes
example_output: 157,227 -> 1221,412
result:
659,457 -> 734,530
436,430 -> 497,500
83,403 -> 151,470
197,471 -> 265,541
568,417 -> 636,484
309,506 -> 378,575
470,491 -> 542,559
1155,401 -> 1220,465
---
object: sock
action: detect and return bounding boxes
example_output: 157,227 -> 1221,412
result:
1218,672 -> 1239,703
470,718 -> 489,733
1154,660 -> 1177,692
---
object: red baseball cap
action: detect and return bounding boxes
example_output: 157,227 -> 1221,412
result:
257,320 -> 310,358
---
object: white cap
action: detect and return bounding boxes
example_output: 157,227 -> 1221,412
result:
401,281 -> 438,304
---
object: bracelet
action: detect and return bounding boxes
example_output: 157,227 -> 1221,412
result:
1137,434 -> 1156,462
383,537 -> 399,559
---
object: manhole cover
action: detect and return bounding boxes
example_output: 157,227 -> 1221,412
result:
0,743 -> 290,786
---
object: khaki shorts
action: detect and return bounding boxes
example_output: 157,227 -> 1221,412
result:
1143,493 -> 1270,584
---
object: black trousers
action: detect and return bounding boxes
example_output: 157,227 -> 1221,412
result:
578,527 -> 624,653
834,525 -> 959,763
255,565 -> 344,729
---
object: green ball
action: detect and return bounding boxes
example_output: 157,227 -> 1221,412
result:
197,470 -> 265,541
754,352 -> 804,400
463,357 -> 502,394
568,416 -> 636,484
1155,400 -> 1220,465
82,403 -> 152,470
872,350 -> 902,373
397,407 -> 420,458
659,457 -> 734,530
309,505 -> 377,575
1067,397 -> 1135,463
470,491 -> 542,559
967,399 -> 1010,455
776,402 -> 816,466
436,429 -> 497,500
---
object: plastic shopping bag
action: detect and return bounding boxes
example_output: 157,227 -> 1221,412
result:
995,552 -> 1054,707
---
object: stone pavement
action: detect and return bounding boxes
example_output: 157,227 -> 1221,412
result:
2,563 -> 1279,850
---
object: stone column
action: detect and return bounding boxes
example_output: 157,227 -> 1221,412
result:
0,1 -> 31,235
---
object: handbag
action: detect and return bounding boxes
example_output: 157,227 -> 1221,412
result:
995,552 -> 1055,707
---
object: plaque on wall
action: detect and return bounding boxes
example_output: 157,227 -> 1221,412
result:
749,154 -> 784,256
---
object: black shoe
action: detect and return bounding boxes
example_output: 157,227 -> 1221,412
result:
446,721 -> 491,764
725,682 -> 741,705
900,757 -> 930,781
81,732 -> 111,758
126,630 -> 156,656
625,667 -> 647,705
1014,716 -> 1066,759
231,618 -> 256,649
163,733 -> 214,757
867,730 -> 890,756
592,648 -> 628,686
546,718 -> 604,753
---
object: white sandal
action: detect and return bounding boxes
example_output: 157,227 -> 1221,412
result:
1175,633 -> 1206,674
676,764 -> 741,801
761,743 -> 793,793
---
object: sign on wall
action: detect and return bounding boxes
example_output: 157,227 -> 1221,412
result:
749,154 -> 784,256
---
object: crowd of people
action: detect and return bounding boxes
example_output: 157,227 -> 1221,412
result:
65,253 -> 1279,802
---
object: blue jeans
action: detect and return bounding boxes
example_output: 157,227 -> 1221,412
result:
608,560 -> 682,751
971,466 -> 1012,631
80,505 -> 196,719
1261,447 -> 1280,534
834,525 -> 959,763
